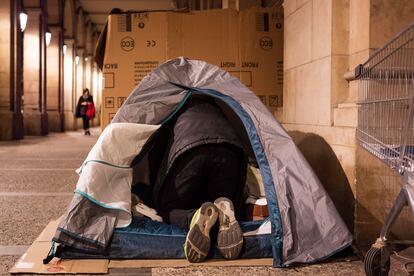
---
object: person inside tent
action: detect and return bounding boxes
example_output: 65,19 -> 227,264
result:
150,97 -> 247,263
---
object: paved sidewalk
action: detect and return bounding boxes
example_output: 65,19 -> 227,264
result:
0,128 -> 394,275
0,129 -> 97,275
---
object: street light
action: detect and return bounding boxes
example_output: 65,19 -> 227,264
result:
19,11 -> 28,32
45,28 -> 52,47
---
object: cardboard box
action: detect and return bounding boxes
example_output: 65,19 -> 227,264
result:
9,220 -> 108,274
176,0 -> 261,11
222,0 -> 262,10
101,8 -> 283,129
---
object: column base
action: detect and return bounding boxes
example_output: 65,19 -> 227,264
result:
0,111 -> 14,140
0,111 -> 24,140
91,112 -> 100,127
24,111 -> 48,136
76,118 -> 83,130
64,111 -> 76,131
48,111 -> 64,132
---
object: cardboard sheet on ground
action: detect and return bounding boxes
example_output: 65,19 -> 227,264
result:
10,220 -> 272,274
10,220 -> 108,274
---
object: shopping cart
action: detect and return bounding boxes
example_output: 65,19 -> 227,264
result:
355,22 -> 414,276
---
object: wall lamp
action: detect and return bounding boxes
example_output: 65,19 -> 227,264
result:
62,44 -> 67,55
45,28 -> 52,47
75,55 -> 80,65
19,11 -> 28,32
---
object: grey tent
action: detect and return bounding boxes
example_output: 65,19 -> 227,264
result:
52,57 -> 352,267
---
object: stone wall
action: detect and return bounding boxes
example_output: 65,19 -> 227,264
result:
282,0 -> 355,232
282,0 -> 414,246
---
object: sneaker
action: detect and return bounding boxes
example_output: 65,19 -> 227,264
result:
214,197 -> 243,259
184,202 -> 218,263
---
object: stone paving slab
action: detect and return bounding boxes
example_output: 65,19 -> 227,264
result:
0,137 -> 94,149
0,195 -> 72,246
0,150 -> 90,160
0,160 -> 83,169
0,134 -> 95,160
0,246 -> 28,256
0,170 -> 78,193
0,256 -> 19,276
151,261 -> 366,276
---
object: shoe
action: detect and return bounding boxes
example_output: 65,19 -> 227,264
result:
214,197 -> 243,259
86,130 -> 91,135
184,202 -> 218,263
84,130 -> 88,135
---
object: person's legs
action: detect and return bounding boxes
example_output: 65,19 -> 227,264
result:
82,116 -> 87,130
157,144 -> 246,229
204,144 -> 246,219
156,144 -> 246,262
156,146 -> 220,263
82,116 -> 90,135
156,148 -> 206,230
202,144 -> 246,260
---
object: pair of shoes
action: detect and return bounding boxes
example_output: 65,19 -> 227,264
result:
84,130 -> 91,136
184,198 -> 243,263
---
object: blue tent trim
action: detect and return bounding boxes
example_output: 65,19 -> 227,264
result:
168,82 -> 283,267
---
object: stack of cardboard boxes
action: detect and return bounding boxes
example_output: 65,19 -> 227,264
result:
101,7 -> 283,128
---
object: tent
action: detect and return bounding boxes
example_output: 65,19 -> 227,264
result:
51,57 -> 352,267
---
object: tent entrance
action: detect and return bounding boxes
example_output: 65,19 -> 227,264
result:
129,87 -> 284,266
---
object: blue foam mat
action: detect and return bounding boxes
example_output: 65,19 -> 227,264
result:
58,216 -> 273,259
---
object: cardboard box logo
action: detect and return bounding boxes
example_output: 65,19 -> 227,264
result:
105,97 -> 115,108
259,36 -> 273,51
118,97 -> 127,107
120,36 -> 135,52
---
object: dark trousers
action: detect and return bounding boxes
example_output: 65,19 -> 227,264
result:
82,116 -> 90,130
156,144 -> 246,230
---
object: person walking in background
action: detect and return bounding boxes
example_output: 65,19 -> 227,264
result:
76,88 -> 95,135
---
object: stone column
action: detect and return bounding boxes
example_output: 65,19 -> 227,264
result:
46,25 -> 62,132
23,7 -> 48,135
0,0 -> 12,139
0,0 -> 24,140
84,54 -> 94,126
84,55 -> 92,92
75,47 -> 84,129
91,63 -> 101,127
63,38 -> 76,130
